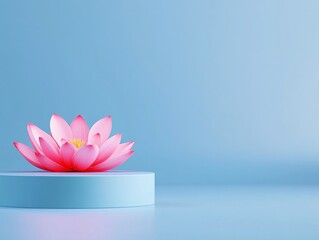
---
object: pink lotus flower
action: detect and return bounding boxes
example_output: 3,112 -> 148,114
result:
13,114 -> 134,172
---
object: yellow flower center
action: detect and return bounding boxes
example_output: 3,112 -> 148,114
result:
70,138 -> 86,148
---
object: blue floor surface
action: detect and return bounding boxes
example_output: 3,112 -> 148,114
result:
0,185 -> 318,239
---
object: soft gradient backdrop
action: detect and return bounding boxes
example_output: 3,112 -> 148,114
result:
1,0 -> 319,184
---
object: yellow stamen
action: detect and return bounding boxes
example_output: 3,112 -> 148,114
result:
70,138 -> 86,148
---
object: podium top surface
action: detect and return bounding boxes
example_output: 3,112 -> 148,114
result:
0,170 -> 154,177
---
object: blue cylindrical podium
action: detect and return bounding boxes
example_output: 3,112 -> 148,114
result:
0,171 -> 155,209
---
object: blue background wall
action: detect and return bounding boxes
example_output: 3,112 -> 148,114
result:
1,0 -> 319,184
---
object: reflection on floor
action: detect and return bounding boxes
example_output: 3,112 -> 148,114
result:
0,205 -> 154,240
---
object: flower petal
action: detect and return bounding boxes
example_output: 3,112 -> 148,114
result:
50,114 -> 72,146
88,116 -> 112,145
111,141 -> 135,157
27,123 -> 58,154
87,133 -> 101,146
13,142 -> 47,170
93,133 -> 122,166
35,152 -> 70,172
72,145 -> 99,171
39,137 -> 61,164
60,142 -> 77,169
70,115 -> 89,142
88,150 -> 134,172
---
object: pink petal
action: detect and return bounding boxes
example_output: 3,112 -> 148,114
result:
88,116 -> 112,145
60,142 -> 77,169
27,123 -> 58,154
123,142 -> 134,151
39,137 -> 61,164
87,133 -> 101,146
70,115 -> 89,142
36,152 -> 70,172
50,114 -> 73,146
88,150 -> 134,172
13,142 -> 47,170
72,145 -> 99,171
111,141 -> 135,157
93,133 -> 122,166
